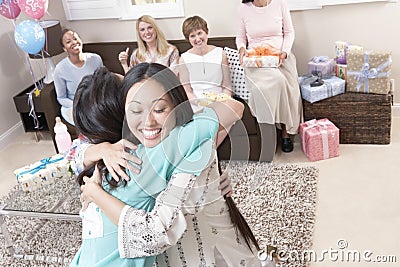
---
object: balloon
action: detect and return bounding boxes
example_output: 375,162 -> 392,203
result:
14,20 -> 45,55
18,0 -> 48,20
0,0 -> 21,19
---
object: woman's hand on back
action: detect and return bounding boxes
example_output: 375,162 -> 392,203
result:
99,139 -> 142,182
80,166 -> 102,212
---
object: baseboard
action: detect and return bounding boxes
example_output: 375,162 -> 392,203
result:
393,104 -> 400,117
0,122 -> 24,151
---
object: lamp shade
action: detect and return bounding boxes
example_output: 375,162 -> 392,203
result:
29,20 -> 63,58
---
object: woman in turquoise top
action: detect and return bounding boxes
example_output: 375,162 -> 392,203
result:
69,65 -> 246,266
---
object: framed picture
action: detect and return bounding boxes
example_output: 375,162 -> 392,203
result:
120,0 -> 184,20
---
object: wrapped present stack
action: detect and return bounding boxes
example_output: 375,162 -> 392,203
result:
14,154 -> 72,192
243,45 -> 280,68
301,41 -> 392,145
300,118 -> 339,162
299,53 -> 345,103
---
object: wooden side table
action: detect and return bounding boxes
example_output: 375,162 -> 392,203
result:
13,81 -> 53,141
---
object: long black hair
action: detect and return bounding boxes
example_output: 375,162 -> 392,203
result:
218,163 -> 260,252
73,67 -> 125,188
242,0 -> 254,3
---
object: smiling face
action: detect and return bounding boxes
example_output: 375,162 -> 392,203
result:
61,30 -> 82,55
138,21 -> 157,44
125,78 -> 176,148
188,28 -> 208,49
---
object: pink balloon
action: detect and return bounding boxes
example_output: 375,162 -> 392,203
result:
0,0 -> 21,19
18,0 -> 48,20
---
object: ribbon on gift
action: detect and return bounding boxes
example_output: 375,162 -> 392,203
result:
302,119 -> 331,160
16,156 -> 64,179
27,88 -> 40,130
311,56 -> 330,63
347,51 -> 392,93
299,74 -> 319,86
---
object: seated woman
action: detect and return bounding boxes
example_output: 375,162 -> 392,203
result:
54,29 -> 103,125
178,16 -> 233,112
118,15 -> 179,74
76,63 -> 272,266
236,0 -> 303,154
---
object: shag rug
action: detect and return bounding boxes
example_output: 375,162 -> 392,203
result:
0,162 -> 318,267
222,162 -> 318,267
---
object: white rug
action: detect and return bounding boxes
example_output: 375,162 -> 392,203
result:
222,161 -> 318,267
0,162 -> 318,267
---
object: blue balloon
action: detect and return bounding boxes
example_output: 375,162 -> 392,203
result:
14,20 -> 45,55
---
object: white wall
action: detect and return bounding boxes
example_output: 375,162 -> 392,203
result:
1,0 -> 399,139
56,0 -> 400,100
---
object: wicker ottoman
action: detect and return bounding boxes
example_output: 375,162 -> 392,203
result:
302,92 -> 392,144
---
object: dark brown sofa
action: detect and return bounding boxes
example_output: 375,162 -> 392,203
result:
41,37 -> 263,161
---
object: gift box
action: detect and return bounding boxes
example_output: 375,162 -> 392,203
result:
347,50 -> 392,94
335,41 -> 348,64
308,56 -> 335,78
347,45 -> 363,54
199,92 -> 230,106
336,64 -> 347,80
14,154 -> 71,192
243,55 -> 279,68
299,76 -> 345,103
300,118 -> 339,162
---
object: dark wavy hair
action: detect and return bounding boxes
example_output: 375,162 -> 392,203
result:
242,0 -> 254,3
73,67 -> 125,188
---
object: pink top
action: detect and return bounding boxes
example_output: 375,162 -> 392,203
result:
236,0 -> 295,55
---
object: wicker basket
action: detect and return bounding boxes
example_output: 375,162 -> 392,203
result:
303,92 -> 392,144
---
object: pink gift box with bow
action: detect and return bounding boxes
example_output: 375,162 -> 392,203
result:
308,56 -> 336,78
300,118 -> 340,162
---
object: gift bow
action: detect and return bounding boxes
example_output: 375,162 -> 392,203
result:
311,56 -> 330,63
299,74 -> 319,86
347,51 -> 391,93
16,156 -> 64,178
302,119 -> 332,160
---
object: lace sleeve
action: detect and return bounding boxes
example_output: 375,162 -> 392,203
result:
118,172 -> 196,258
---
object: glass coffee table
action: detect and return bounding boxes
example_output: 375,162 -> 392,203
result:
0,175 -> 81,259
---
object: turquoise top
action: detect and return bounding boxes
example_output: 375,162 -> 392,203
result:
70,107 -> 219,267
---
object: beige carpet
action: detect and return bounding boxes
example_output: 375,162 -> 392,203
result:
0,162 -> 318,266
222,161 -> 318,267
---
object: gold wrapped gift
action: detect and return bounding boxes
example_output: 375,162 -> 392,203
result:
346,50 -> 391,95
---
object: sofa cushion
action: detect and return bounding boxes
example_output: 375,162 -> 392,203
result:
83,37 -> 238,75
223,47 -> 249,100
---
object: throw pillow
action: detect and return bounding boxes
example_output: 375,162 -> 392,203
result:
224,47 -> 249,100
